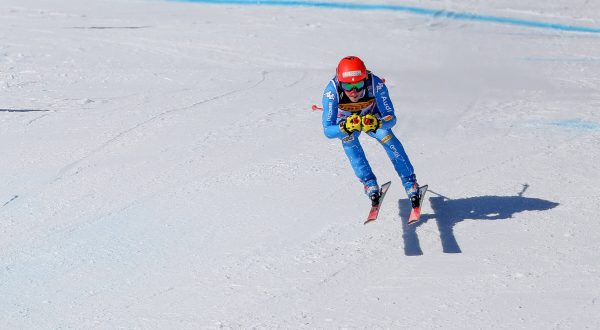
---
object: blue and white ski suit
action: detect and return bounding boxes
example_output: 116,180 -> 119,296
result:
321,72 -> 417,195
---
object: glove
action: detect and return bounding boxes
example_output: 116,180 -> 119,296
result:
340,114 -> 362,134
361,114 -> 381,133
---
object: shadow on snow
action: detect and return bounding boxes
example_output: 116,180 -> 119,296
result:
0,109 -> 50,112
398,188 -> 559,256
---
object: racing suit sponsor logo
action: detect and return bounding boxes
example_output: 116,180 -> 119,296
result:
327,103 -> 334,122
383,115 -> 393,122
389,144 -> 402,158
380,134 -> 392,144
342,134 -> 355,143
376,82 -> 384,93
342,70 -> 363,78
338,99 -> 375,113
380,95 -> 393,113
324,91 -> 335,100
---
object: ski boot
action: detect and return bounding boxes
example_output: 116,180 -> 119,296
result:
406,182 -> 420,208
364,184 -> 380,206
410,194 -> 421,209
370,191 -> 381,206
405,181 -> 428,225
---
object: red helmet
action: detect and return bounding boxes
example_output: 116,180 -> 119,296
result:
336,56 -> 367,83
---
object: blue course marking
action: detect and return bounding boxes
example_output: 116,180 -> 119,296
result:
548,119 -> 600,131
524,56 -> 600,63
171,0 -> 600,33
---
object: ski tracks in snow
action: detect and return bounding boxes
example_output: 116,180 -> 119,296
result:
54,71 -> 268,181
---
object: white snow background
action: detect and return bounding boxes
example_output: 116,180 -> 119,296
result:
1,0 -> 600,328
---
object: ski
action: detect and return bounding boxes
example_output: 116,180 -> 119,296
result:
364,181 -> 392,225
407,185 -> 428,225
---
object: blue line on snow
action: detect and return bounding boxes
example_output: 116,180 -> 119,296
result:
524,57 -> 600,63
171,0 -> 600,33
548,119 -> 600,131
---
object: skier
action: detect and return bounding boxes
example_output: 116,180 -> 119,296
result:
321,56 -> 421,208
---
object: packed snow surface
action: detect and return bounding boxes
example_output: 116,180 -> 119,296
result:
1,0 -> 600,328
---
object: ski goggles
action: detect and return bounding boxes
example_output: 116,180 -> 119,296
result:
341,80 -> 365,92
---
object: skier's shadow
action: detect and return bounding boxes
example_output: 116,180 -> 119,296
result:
398,189 -> 559,256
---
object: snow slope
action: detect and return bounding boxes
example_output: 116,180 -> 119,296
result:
1,0 -> 600,328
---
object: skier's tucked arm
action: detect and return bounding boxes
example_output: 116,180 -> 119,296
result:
321,81 -> 345,139
372,75 -> 397,130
